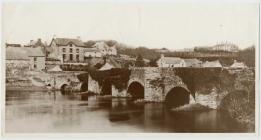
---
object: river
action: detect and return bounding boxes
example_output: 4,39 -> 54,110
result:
5,90 -> 247,133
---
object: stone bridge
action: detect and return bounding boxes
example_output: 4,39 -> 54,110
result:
88,67 -> 255,109
30,71 -> 85,90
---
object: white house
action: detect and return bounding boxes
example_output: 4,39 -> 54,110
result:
230,60 -> 247,68
184,58 -> 202,67
84,48 -> 102,58
91,41 -> 117,56
157,54 -> 186,67
202,60 -> 222,68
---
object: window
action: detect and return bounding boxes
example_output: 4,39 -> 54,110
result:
69,54 -> 73,61
76,55 -> 79,62
70,48 -> 73,53
69,44 -> 73,47
34,64 -> 37,68
76,49 -> 79,53
34,57 -> 37,61
63,54 -> 66,61
63,48 -> 66,52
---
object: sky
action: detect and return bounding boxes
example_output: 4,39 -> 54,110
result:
2,2 -> 259,50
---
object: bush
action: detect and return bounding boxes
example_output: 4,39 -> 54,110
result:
220,90 -> 255,131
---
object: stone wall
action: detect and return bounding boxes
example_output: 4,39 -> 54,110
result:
88,75 -> 102,94
26,71 -> 80,89
143,67 -> 189,102
6,60 -> 30,78
112,85 -> 127,97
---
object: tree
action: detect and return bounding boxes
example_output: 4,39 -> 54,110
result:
149,59 -> 158,67
135,54 -> 145,67
94,63 -> 103,69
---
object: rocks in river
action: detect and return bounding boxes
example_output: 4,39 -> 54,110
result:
171,103 -> 211,112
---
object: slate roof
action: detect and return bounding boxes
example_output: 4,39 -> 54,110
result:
162,57 -> 184,64
52,38 -> 86,47
24,47 -> 45,57
184,58 -> 202,67
202,60 -> 222,67
84,47 -> 100,52
230,61 -> 247,68
6,47 -> 45,60
6,47 -> 29,60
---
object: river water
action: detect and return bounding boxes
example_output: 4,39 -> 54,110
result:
5,90 -> 247,133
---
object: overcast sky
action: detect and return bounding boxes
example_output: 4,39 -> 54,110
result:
2,2 -> 259,49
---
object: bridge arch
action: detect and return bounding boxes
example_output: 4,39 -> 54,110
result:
60,84 -> 68,94
165,86 -> 191,108
127,81 -> 144,99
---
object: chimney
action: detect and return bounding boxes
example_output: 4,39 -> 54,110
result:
53,34 -> 56,39
77,36 -> 81,41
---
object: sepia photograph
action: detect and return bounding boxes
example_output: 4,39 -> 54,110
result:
1,0 -> 259,136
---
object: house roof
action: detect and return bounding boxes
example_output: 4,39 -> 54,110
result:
107,57 -> 121,68
6,47 -> 29,60
161,57 -> 184,64
51,38 -> 86,47
99,59 -> 121,71
6,43 -> 22,47
230,61 -> 247,68
203,60 -> 222,67
24,47 -> 45,57
6,47 -> 45,60
84,47 -> 100,52
184,59 -> 202,67
47,65 -> 62,72
99,63 -> 114,71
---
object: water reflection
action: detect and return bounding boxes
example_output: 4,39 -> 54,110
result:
5,90 -> 247,133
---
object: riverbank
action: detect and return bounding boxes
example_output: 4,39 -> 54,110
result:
6,86 -> 49,91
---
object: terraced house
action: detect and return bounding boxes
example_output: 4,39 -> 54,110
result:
48,37 -> 87,63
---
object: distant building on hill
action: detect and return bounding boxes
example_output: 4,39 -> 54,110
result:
194,43 -> 239,53
153,48 -> 170,53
